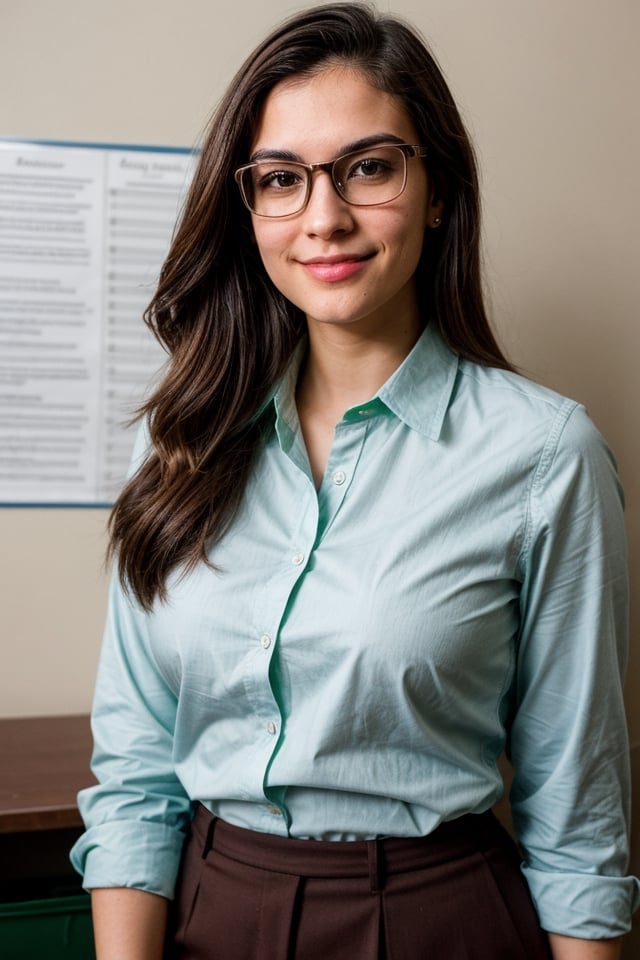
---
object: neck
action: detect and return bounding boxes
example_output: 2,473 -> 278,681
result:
297,318 -> 422,418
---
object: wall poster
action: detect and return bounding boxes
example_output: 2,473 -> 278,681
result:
0,138 -> 197,505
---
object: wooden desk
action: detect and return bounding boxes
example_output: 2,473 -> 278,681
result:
0,715 -> 94,899
0,714 -> 94,833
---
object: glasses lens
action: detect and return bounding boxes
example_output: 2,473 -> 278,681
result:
333,145 -> 407,206
241,162 -> 309,217
238,145 -> 411,216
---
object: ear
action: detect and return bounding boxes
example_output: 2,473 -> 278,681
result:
425,172 -> 446,229
426,191 -> 445,229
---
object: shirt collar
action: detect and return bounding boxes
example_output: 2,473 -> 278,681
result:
273,323 -> 459,445
377,323 -> 459,441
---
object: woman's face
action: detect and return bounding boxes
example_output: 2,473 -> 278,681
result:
247,65 -> 443,340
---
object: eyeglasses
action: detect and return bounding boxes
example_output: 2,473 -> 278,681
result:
234,143 -> 427,218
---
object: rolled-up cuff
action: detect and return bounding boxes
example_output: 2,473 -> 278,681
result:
70,818 -> 187,899
522,864 -> 640,938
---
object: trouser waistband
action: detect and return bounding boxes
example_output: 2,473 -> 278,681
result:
191,803 -> 503,891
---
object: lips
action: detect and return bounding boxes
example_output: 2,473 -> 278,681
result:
299,252 -> 374,282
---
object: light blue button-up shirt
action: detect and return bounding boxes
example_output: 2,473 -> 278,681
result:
71,323 -> 639,937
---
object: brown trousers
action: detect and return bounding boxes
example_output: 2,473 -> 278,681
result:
166,804 -> 551,960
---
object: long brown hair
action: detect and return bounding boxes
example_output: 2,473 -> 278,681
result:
109,2 -> 514,609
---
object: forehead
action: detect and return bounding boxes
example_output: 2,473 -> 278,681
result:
251,65 -> 418,158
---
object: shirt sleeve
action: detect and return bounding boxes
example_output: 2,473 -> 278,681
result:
510,402 -> 640,938
70,575 -> 193,897
70,427 -> 193,898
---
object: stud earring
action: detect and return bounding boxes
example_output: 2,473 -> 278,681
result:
433,217 -> 442,227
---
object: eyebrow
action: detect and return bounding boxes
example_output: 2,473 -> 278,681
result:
249,133 -> 407,164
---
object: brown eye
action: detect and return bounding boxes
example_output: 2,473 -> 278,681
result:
259,170 -> 303,190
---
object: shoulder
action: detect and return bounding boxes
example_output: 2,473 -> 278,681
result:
454,359 -> 620,496
457,359 -> 575,418
456,360 -> 606,452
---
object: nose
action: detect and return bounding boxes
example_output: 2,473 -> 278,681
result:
301,170 -> 354,238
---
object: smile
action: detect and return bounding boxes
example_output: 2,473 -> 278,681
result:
299,253 -> 374,282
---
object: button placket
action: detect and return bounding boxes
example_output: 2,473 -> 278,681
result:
314,416 -> 369,545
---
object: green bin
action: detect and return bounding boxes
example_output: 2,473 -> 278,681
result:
0,893 -> 95,960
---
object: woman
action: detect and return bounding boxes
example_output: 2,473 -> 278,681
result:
71,4 -> 638,958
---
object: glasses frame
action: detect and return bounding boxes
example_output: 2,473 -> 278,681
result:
234,143 -> 428,218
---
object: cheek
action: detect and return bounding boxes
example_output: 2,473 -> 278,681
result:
251,221 -> 292,268
384,211 -> 427,268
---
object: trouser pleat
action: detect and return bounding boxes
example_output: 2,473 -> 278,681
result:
167,805 -> 551,960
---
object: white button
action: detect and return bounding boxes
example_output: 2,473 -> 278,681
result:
267,721 -> 277,735
292,552 -> 304,565
333,470 -> 346,485
260,634 -> 271,649
358,409 -> 370,416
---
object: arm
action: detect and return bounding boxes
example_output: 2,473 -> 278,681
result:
547,933 -> 622,960
509,405 -> 638,938
71,424 -> 191,951
91,888 -> 168,960
70,570 -> 193,900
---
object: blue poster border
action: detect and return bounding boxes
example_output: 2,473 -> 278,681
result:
0,137 -> 197,509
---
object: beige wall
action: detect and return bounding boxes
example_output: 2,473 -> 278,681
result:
1,0 -> 638,947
